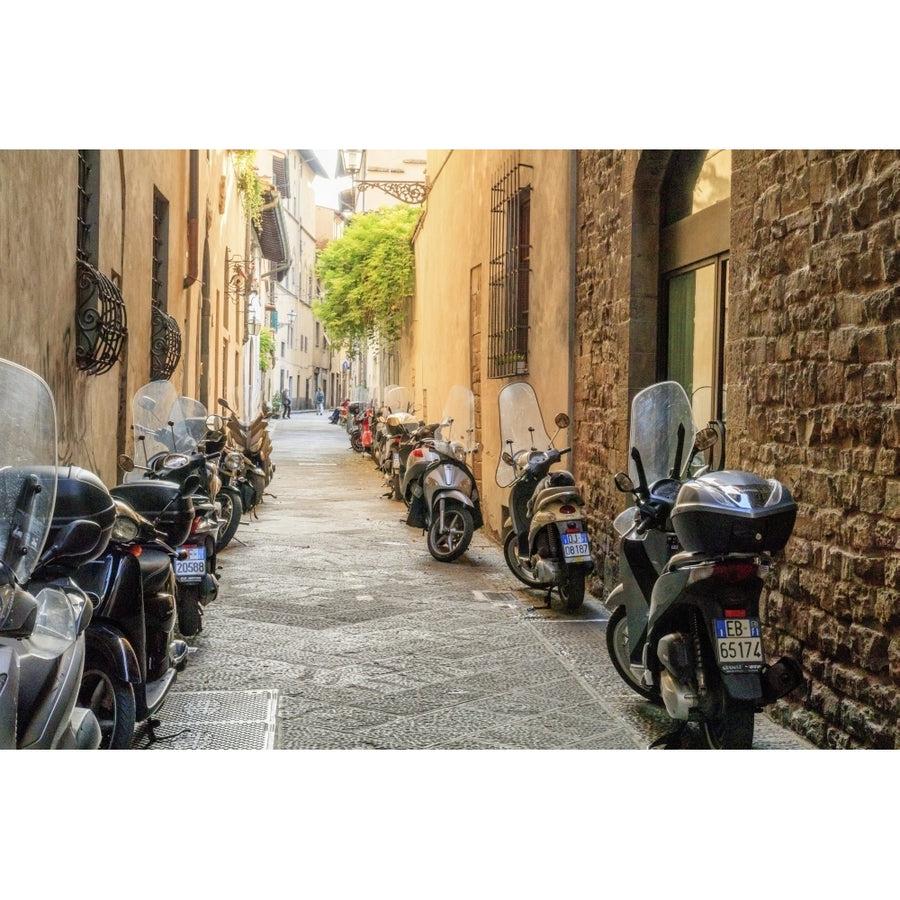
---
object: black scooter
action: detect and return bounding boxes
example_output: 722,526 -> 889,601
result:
63,469 -> 195,749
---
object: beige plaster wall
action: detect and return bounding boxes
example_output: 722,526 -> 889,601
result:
409,149 -> 575,540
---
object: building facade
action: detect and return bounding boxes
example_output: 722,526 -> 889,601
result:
0,149 -> 257,486
573,149 -> 900,749
407,149 -> 577,544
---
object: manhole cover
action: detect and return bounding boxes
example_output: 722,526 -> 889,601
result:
132,689 -> 278,750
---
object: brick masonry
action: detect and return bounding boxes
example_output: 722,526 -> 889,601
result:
574,149 -> 900,749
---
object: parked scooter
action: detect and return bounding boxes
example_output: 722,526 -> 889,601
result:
121,381 -> 221,637
72,478 -> 194,748
605,380 -> 805,748
496,382 -> 593,611
217,396 -> 274,513
375,386 -> 419,500
0,358 -> 101,749
402,385 -> 483,562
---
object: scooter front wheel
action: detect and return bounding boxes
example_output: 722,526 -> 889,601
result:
502,530 -> 552,589
427,505 -> 474,562
215,490 -> 243,552
605,606 -> 661,703
78,668 -> 137,750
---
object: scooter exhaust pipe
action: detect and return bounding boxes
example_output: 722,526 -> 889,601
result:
760,656 -> 805,704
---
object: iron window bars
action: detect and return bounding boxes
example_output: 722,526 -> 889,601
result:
488,155 -> 533,378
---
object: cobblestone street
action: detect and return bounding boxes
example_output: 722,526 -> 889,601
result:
152,412 -> 814,753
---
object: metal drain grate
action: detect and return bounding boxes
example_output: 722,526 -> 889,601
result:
132,689 -> 278,750
477,591 -> 521,604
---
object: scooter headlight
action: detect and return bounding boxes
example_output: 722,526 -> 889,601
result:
224,451 -> 243,472
111,514 -> 141,543
162,453 -> 190,470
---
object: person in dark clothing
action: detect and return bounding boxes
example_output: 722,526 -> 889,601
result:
281,389 -> 291,419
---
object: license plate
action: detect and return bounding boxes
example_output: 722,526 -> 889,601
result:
560,530 -> 591,563
175,545 -> 206,582
715,617 -> 763,672
393,451 -> 400,469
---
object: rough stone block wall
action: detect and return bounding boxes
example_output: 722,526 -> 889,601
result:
575,149 -> 900,748
729,149 -> 900,748
572,150 -> 636,591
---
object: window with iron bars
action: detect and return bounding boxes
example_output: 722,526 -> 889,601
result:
488,157 -> 533,378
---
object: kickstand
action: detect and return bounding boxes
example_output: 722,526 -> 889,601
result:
137,717 -> 192,749
649,721 -> 688,749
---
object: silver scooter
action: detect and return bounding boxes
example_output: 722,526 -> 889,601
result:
0,358 -> 102,749
605,381 -> 805,748
402,386 -> 483,562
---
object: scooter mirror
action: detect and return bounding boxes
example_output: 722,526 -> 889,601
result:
501,451 -> 514,466
614,472 -> 634,493
694,424 -> 719,452
217,397 -> 233,411
554,413 -> 570,429
118,454 -> 135,472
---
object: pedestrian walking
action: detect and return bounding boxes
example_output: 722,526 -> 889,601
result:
281,388 -> 291,419
315,388 -> 325,415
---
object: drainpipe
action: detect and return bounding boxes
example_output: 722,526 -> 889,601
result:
568,150 -> 578,437
184,150 -> 200,289
184,150 -> 200,397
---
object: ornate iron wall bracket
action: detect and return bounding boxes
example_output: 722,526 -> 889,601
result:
150,304 -> 182,380
75,259 -> 128,375
355,181 -> 428,205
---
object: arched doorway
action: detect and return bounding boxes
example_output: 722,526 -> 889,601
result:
630,150 -> 731,424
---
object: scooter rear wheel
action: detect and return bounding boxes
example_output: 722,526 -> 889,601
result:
703,694 -> 756,749
557,567 -> 585,612
176,585 -> 203,637
78,668 -> 136,750
503,530 -> 552,589
605,606 -> 661,703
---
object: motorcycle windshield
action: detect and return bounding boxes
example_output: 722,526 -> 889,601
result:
495,382 -> 553,488
170,397 -> 208,452
384,386 -> 413,414
131,380 -> 181,461
436,386 -> 475,452
628,381 -> 696,486
0,359 -> 57,584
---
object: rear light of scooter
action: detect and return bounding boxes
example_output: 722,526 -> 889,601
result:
559,504 -> 577,515
129,545 -> 142,558
713,562 -> 759,583
685,560 -> 765,586
411,448 -> 426,460
190,516 -> 203,535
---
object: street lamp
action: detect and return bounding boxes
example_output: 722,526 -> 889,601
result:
247,292 -> 262,337
339,149 -> 428,205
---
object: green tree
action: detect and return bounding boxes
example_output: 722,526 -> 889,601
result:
314,205 -> 419,351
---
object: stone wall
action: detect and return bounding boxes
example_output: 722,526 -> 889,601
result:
729,150 -> 900,748
574,148 -> 900,749
572,150 -> 636,589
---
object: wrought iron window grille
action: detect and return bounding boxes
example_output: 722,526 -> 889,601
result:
488,156 -> 533,378
150,303 -> 182,380
75,259 -> 128,375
